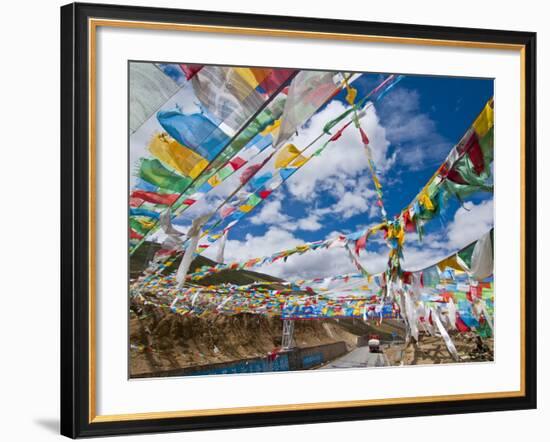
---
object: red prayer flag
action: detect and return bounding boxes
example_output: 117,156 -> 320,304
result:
131,190 -> 179,206
355,233 -> 368,255
305,83 -> 338,107
240,164 -> 262,184
129,197 -> 144,207
329,121 -> 352,142
220,206 -> 236,218
359,127 -> 370,145
130,229 -> 143,240
456,130 -> 485,174
259,189 -> 272,199
229,156 -> 246,171
468,137 -> 485,175
455,313 -> 470,332
403,210 -> 416,232
402,271 -> 413,285
257,69 -> 297,95
155,249 -> 173,257
179,64 -> 203,80
446,167 -> 469,184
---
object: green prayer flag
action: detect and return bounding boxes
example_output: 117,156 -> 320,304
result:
458,242 -> 475,268
479,127 -> 494,165
139,158 -> 192,193
130,217 -> 149,235
454,156 -> 491,189
246,193 -> 262,207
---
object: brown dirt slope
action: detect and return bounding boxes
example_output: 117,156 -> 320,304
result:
130,308 -> 361,377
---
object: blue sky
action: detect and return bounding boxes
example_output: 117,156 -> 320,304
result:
131,67 -> 494,281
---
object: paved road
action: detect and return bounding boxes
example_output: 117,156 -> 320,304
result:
320,346 -> 389,369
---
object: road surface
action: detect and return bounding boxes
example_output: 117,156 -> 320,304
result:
320,346 -> 389,369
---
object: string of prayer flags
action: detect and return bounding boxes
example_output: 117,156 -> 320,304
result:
356,121 -> 388,221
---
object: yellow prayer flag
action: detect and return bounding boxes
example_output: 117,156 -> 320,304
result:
437,255 -> 463,272
239,204 -> 253,213
370,222 -> 386,234
234,67 -> 271,89
290,154 -> 309,168
260,118 -> 281,136
419,192 -> 434,211
137,218 -> 155,229
345,87 -> 357,105
148,133 -> 208,179
207,174 -> 222,187
473,101 -> 494,138
396,228 -> 405,246
274,144 -> 307,169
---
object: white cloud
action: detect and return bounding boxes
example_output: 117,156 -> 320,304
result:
250,199 -> 290,226
330,192 -> 370,218
401,246 -> 450,272
446,199 -> 494,250
401,230 -> 451,271
295,214 -> 323,231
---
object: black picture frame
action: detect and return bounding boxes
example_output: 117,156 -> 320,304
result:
61,2 -> 537,438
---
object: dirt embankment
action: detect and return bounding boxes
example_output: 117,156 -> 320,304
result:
384,332 -> 494,366
129,306 -> 364,377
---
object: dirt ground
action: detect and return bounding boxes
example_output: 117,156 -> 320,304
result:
384,331 -> 494,366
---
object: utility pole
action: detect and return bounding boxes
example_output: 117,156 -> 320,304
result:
281,320 -> 295,350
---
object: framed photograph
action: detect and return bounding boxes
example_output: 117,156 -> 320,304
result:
60,2 -> 537,438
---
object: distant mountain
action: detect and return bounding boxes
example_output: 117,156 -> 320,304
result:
130,241 -> 284,286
